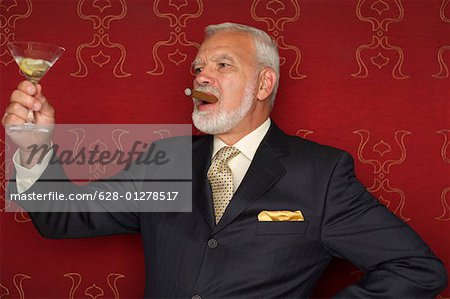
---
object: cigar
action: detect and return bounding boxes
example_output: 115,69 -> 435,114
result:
184,88 -> 218,103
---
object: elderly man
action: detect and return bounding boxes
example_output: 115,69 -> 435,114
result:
3,23 -> 447,298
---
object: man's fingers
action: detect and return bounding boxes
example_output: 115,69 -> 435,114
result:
35,84 -> 42,96
2,113 -> 25,127
17,80 -> 37,96
4,81 -> 55,128
14,81 -> 44,112
6,102 -> 30,120
10,89 -> 41,111
35,101 -> 55,122
34,85 -> 54,119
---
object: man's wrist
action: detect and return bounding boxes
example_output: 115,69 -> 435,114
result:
18,141 -> 52,169
13,142 -> 53,193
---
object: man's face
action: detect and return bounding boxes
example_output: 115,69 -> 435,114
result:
191,31 -> 260,135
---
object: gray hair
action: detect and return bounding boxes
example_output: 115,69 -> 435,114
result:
205,22 -> 280,108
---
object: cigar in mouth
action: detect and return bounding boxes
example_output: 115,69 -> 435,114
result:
184,88 -> 218,103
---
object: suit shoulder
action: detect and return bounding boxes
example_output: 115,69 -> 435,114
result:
284,134 -> 349,164
285,133 -> 343,154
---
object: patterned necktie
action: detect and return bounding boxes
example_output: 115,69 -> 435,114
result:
207,146 -> 240,224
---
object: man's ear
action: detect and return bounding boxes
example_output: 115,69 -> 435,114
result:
256,68 -> 277,102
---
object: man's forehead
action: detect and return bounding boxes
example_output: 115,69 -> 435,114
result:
194,31 -> 255,61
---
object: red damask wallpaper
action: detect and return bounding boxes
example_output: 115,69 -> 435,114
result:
0,0 -> 449,298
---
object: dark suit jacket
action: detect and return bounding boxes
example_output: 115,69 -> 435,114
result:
13,123 -> 447,298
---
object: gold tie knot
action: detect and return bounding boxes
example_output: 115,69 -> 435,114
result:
215,146 -> 240,163
214,146 -> 240,173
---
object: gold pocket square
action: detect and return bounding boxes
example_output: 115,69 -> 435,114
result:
257,210 -> 304,222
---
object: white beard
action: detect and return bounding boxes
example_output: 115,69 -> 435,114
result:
192,80 -> 256,135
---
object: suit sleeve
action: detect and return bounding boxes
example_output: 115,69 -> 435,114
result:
320,152 -> 448,298
7,159 -> 141,239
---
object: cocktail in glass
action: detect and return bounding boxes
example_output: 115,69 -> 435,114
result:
7,41 -> 65,132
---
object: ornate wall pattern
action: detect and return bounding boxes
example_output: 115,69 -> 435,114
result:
251,0 -> 306,79
71,0 -> 131,78
0,0 -> 32,66
436,129 -> 450,221
64,273 -> 125,299
352,0 -> 409,79
353,129 -> 411,221
0,273 -> 30,299
0,0 -> 448,298
434,0 -> 450,78
147,0 -> 202,75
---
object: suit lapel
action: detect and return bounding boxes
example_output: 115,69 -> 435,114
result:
192,135 -> 215,230
212,123 -> 288,235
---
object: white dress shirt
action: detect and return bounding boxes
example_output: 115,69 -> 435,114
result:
211,117 -> 271,192
13,146 -> 53,194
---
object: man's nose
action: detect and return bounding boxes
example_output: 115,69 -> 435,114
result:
194,67 -> 215,86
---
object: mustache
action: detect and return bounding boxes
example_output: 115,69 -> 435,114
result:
194,86 -> 221,99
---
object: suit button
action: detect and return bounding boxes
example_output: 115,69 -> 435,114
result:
192,295 -> 201,299
207,238 -> 218,248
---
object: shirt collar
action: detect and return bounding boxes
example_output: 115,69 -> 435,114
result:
212,118 -> 271,161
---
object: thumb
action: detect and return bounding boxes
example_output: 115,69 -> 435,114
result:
34,84 -> 55,123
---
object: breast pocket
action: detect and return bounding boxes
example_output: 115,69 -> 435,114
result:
256,221 -> 309,235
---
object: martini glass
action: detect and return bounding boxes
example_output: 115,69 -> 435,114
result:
7,41 -> 65,132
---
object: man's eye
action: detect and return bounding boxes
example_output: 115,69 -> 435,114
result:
193,67 -> 202,74
218,63 -> 230,68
